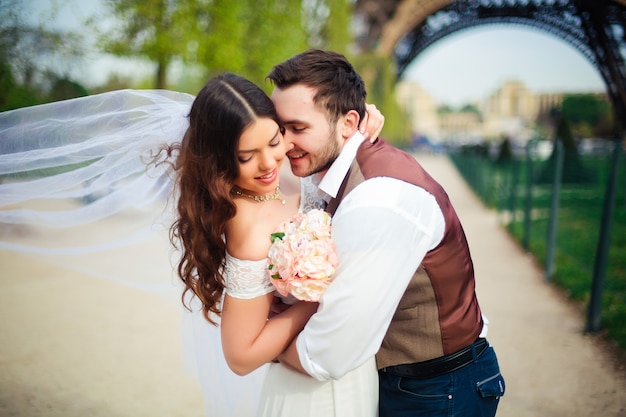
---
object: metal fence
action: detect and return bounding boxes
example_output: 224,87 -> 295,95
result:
449,138 -> 625,337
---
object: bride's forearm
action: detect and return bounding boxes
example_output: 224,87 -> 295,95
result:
221,296 -> 317,375
276,337 -> 308,374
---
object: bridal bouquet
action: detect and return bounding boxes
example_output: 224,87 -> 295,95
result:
267,209 -> 338,302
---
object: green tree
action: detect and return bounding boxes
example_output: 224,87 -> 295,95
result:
0,61 -> 40,111
47,78 -> 89,102
352,53 -> 408,145
539,115 -> 594,184
185,0 -> 308,88
496,135 -> 513,165
561,93 -> 613,138
90,73 -> 135,94
460,103 -> 481,115
304,0 -> 351,54
1,0 -> 86,109
97,0 -> 186,89
98,0 -> 310,90
325,1 -> 351,53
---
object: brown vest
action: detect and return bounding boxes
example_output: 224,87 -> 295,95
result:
327,139 -> 483,369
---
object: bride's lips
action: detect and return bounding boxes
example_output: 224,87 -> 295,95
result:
255,168 -> 278,184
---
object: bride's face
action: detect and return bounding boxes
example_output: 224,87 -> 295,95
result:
233,117 -> 288,195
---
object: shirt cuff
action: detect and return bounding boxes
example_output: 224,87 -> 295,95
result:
295,334 -> 332,381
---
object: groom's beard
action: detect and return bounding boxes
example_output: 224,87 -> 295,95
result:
288,130 -> 341,178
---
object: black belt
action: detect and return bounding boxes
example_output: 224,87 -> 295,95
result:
380,338 -> 489,380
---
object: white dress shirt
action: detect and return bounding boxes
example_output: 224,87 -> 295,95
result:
296,133 -> 446,381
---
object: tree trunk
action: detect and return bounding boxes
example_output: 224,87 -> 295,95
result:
156,60 -> 167,89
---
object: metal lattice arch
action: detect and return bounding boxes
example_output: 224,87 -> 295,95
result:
362,0 -> 626,132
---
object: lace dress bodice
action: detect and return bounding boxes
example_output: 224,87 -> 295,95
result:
224,177 -> 325,300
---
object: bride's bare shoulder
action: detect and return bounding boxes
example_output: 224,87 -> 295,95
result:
225,203 -> 273,261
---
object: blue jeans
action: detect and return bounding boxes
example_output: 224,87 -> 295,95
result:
379,345 -> 505,417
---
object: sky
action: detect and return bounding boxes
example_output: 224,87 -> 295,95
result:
402,25 -> 606,107
26,0 -> 606,107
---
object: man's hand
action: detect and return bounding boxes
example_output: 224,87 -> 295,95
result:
359,103 -> 385,143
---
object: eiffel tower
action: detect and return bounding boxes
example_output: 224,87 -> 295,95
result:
356,0 -> 626,133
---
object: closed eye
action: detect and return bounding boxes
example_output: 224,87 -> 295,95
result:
269,135 -> 282,147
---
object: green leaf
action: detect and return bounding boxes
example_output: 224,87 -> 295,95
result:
270,232 -> 285,243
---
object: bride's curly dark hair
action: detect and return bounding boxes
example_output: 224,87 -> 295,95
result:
159,73 -> 282,325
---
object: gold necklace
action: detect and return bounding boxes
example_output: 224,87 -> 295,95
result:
231,185 -> 286,205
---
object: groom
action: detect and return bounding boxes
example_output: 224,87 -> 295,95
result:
267,49 -> 505,417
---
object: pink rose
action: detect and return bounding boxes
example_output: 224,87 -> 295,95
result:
266,209 -> 338,302
290,278 -> 332,302
294,239 -> 338,280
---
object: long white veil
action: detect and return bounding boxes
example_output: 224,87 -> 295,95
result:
0,89 -> 267,416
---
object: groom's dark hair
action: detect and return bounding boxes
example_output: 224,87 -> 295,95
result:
267,49 -> 367,124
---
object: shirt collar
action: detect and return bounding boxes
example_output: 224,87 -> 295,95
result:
318,131 -> 365,199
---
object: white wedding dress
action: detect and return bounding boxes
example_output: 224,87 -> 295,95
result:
217,177 -> 378,417
222,253 -> 379,417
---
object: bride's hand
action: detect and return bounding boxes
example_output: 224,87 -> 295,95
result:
359,103 -> 385,143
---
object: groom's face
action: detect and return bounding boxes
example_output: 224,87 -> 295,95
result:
271,84 -> 342,178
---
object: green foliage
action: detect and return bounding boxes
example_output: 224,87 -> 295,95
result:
47,78 -> 89,102
323,0 -> 351,54
562,94 -> 610,126
437,105 -> 453,114
1,84 -> 41,111
182,0 -> 248,78
0,61 -> 37,111
556,116 -> 578,152
352,53 -> 409,146
496,136 -> 513,165
538,116 -> 595,184
90,74 -> 136,94
1,1 -> 88,109
98,0 -> 310,90
195,0 -> 308,89
561,93 -> 613,137
98,0 -> 187,88
234,0 -> 309,88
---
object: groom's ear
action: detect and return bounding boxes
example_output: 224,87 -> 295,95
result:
340,110 -> 360,139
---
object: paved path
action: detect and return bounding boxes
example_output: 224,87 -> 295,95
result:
417,153 -> 626,417
3,153 -> 626,417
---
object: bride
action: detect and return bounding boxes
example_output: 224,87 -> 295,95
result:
0,72 -> 382,416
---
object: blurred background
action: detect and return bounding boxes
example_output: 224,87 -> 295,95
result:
2,0 -> 612,146
2,1 -> 625,415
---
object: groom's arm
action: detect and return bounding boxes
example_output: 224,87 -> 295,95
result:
280,179 -> 445,381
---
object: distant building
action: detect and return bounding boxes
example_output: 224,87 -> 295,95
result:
439,111 -> 483,143
395,79 -> 606,146
395,81 -> 441,142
